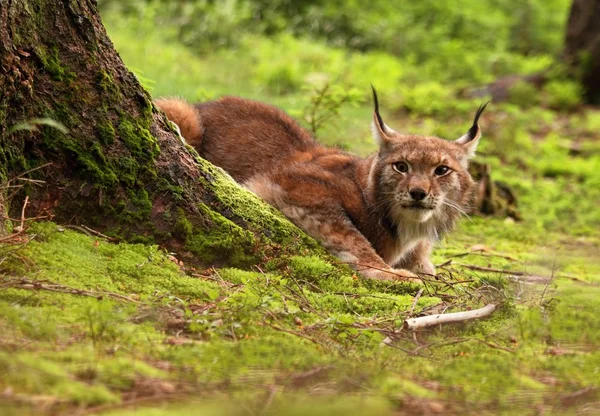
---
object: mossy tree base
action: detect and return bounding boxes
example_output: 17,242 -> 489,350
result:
0,0 -> 324,267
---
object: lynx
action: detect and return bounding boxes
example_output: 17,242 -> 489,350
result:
155,88 -> 486,281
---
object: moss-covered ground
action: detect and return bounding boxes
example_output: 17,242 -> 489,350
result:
2,215 -> 598,415
2,7 -> 600,415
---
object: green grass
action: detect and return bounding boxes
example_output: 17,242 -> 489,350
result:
1,5 -> 600,415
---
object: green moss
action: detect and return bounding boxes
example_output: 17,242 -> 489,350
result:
114,156 -> 139,187
0,351 -> 120,406
3,222 -> 221,299
125,188 -> 153,220
193,156 -> 324,256
288,255 -> 336,282
96,120 -> 116,145
96,70 -> 120,96
218,268 -> 262,284
379,376 -> 436,403
173,208 -> 193,240
2,218 -> 600,413
95,357 -> 168,390
36,45 -> 76,83
32,100 -> 168,235
41,121 -> 119,188
184,203 -> 258,267
118,118 -> 160,161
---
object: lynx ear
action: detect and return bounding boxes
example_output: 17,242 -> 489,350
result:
455,101 -> 489,158
370,85 -> 396,147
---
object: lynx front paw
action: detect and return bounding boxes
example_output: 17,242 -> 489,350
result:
362,267 -> 421,283
415,259 -> 436,276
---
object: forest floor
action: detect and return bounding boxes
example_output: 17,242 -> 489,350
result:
1,11 -> 599,416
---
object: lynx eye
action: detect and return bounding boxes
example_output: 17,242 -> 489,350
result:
392,161 -> 409,174
434,165 -> 451,176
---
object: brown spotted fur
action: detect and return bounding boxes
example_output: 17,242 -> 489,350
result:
156,93 -> 485,281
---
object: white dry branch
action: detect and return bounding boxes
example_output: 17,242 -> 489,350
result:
403,303 -> 498,330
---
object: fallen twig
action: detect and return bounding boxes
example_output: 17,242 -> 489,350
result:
410,335 -> 514,355
18,195 -> 29,232
448,262 -> 590,285
261,319 -> 322,346
451,262 -> 525,275
61,224 -> 116,241
1,277 -> 139,303
403,303 -> 497,330
540,261 -> 557,305
472,338 -> 515,353
446,250 -> 519,262
408,288 -> 424,316
342,262 -> 434,283
435,260 -> 453,268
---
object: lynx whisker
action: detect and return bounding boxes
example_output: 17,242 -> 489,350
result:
442,200 -> 472,222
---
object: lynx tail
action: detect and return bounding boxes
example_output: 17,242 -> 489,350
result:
155,98 -> 202,146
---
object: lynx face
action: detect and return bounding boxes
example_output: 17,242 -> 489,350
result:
375,136 -> 475,224
370,88 -> 487,227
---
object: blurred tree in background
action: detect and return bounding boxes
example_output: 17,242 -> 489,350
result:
565,0 -> 600,103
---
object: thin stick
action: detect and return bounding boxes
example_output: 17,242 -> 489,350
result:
6,163 -> 52,185
446,251 -> 519,262
472,338 -> 515,353
18,195 -> 29,232
261,319 -> 321,346
436,260 -> 453,268
453,263 -> 526,276
341,262 -> 435,283
540,261 -> 557,305
408,288 -> 424,316
403,303 -> 497,330
449,262 -> 591,286
261,385 -> 278,414
80,224 -> 117,241
3,277 -> 139,303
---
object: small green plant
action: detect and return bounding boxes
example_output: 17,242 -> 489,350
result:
300,82 -> 363,136
7,118 -> 68,135
129,67 -> 156,91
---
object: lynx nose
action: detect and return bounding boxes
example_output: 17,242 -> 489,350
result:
409,188 -> 427,201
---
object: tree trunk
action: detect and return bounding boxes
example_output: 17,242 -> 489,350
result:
564,0 -> 600,104
0,0 -> 322,267
469,162 -> 521,221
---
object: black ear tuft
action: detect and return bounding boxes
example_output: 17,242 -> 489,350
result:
371,84 -> 385,132
466,101 -> 490,142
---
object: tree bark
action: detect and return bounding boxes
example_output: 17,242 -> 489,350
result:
564,0 -> 600,104
0,0 -> 322,267
469,161 -> 521,221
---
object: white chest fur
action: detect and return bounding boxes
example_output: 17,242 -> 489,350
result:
385,219 -> 438,265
